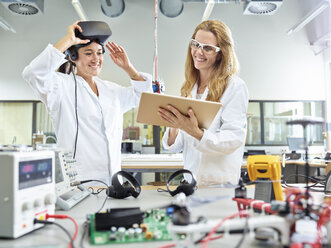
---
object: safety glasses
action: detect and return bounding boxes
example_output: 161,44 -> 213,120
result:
190,39 -> 221,54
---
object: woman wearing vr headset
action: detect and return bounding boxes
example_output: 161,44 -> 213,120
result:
158,20 -> 248,186
23,21 -> 152,185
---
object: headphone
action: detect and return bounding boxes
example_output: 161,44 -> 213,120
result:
167,169 -> 197,197
66,47 -> 79,61
66,45 -> 106,61
106,171 -> 141,199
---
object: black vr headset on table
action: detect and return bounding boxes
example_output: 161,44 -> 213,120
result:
106,171 -> 141,199
166,169 -> 197,196
72,170 -> 141,199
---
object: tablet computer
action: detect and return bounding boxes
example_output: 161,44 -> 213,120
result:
136,92 -> 222,129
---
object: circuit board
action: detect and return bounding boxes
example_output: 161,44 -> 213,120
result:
89,209 -> 176,245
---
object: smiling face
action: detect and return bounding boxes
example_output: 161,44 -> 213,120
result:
75,41 -> 104,80
191,30 -> 220,74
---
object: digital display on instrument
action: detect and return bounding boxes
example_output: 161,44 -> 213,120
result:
21,164 -> 34,174
19,158 -> 52,189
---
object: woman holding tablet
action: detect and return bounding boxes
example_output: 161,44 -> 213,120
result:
158,20 -> 248,186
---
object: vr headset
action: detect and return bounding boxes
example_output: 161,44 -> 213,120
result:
75,21 -> 112,45
106,171 -> 141,199
67,21 -> 112,61
167,169 -> 197,196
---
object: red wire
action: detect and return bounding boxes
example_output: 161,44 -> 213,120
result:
157,243 -> 176,248
156,234 -> 225,248
158,211 -> 248,248
46,214 -> 78,248
202,210 -> 249,248
66,216 -> 78,244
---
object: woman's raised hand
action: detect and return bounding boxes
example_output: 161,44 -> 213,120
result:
54,20 -> 90,53
65,20 -> 90,47
106,41 -> 132,70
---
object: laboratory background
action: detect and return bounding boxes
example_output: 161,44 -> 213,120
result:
1,0 -> 331,247
1,0 -> 330,158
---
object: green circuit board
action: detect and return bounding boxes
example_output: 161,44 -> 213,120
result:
89,209 -> 178,245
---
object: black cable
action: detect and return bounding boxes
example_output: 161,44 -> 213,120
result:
88,187 -> 107,195
78,179 -> 109,188
157,188 -> 169,192
234,216 -> 248,248
193,216 -> 249,247
96,196 -> 109,213
34,219 -> 74,248
80,219 -> 90,248
76,179 -> 109,213
194,233 -> 208,244
72,179 -> 109,212
72,68 -> 79,159
283,174 -> 324,189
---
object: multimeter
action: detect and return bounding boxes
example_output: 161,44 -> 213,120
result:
247,155 -> 284,202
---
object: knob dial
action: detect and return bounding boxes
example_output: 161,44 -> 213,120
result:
44,194 -> 56,205
34,199 -> 42,208
22,202 -> 32,212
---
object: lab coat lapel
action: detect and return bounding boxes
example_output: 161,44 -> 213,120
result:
201,87 -> 209,100
190,83 -> 209,100
191,83 -> 198,99
79,77 -> 99,101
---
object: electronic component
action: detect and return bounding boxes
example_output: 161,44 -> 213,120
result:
55,151 -> 90,210
95,208 -> 144,230
0,151 -> 55,238
90,208 -> 177,245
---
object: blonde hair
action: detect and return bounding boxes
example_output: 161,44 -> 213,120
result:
181,20 -> 239,102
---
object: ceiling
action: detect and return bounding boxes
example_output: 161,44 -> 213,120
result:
0,0 -> 329,100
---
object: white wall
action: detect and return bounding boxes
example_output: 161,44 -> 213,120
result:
0,0 -> 326,101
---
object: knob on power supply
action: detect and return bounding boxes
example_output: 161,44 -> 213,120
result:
33,199 -> 43,209
44,194 -> 56,205
22,202 -> 33,212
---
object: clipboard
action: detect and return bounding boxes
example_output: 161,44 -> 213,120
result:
136,92 -> 222,129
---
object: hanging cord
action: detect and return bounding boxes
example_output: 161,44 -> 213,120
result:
153,0 -> 158,82
34,220 -> 74,248
45,214 -> 78,248
70,179 -> 110,213
72,65 -> 79,159
34,213 -> 78,248
80,217 -> 90,248
152,0 -> 162,93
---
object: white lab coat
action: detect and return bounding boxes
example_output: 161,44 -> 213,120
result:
162,75 -> 249,185
22,44 -> 152,185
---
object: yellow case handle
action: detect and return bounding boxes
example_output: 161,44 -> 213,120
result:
247,155 -> 284,201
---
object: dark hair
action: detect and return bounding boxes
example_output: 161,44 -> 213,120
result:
58,39 -> 105,74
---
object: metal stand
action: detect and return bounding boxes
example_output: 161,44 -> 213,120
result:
286,118 -> 323,216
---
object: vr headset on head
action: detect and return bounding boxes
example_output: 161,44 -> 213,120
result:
66,21 -> 112,61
